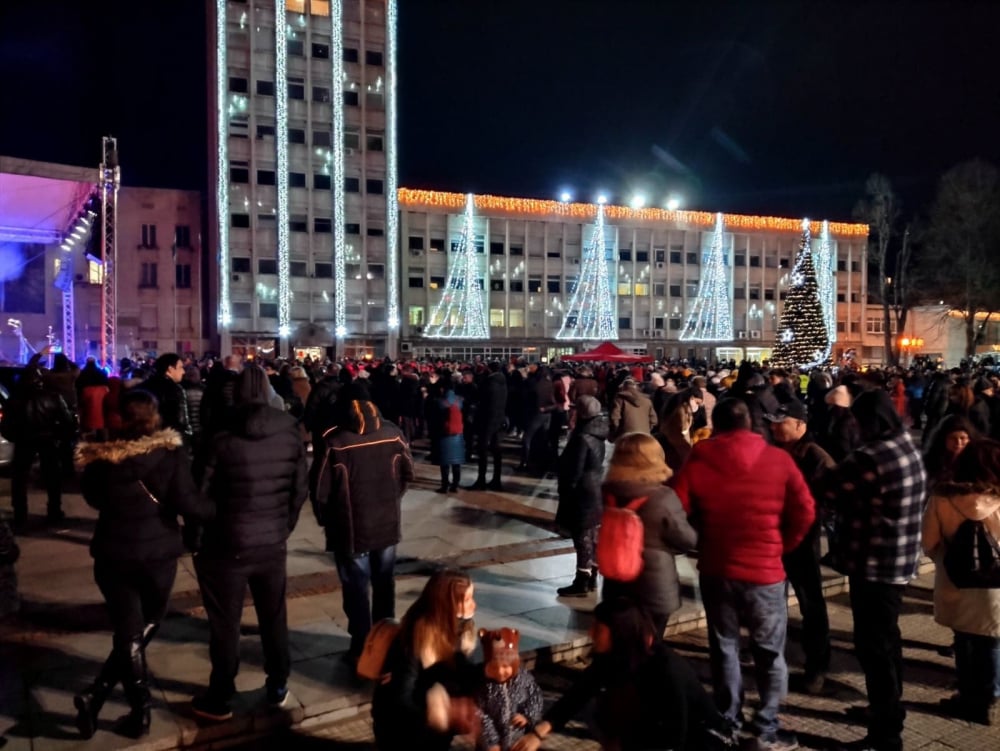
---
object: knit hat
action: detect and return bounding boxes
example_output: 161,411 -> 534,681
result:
479,627 -> 520,675
825,384 -> 851,408
605,432 -> 673,484
576,395 -> 601,420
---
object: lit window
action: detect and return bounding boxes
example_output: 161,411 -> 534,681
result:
312,0 -> 330,15
509,309 -> 525,328
285,0 -> 306,11
634,283 -> 649,296
617,282 -> 632,295
88,260 -> 103,285
409,306 -> 424,326
490,309 -> 505,328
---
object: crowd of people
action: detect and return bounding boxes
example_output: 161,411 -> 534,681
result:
2,348 -> 1000,750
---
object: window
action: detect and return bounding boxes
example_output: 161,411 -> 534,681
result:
289,172 -> 306,188
837,260 -> 847,272
231,302 -> 251,319
256,124 -> 275,139
619,249 -> 632,261
312,86 -> 330,103
509,309 -> 525,327
851,322 -> 861,333
734,287 -> 746,300
429,238 -> 445,252
136,224 -> 156,249
366,179 -> 384,194
686,251 -> 699,265
287,39 -> 304,56
636,250 -> 649,263
429,275 -> 445,289
344,130 -> 361,150
232,257 -> 251,273
345,177 -> 360,192
365,50 -> 383,66
256,80 -> 274,96
655,249 -> 665,263
344,91 -> 359,106
750,255 -> 761,267
314,174 -> 331,190
509,280 -> 524,292
547,248 -> 561,259
670,251 -> 682,264
345,222 -> 361,235
635,283 -> 649,296
851,261 -> 860,272
175,264 -> 192,289
764,288 -> 775,300
368,263 -> 385,279
408,236 -> 424,250
314,217 -> 332,233
490,241 -> 504,255
88,259 -> 102,284
343,47 -> 359,62
837,321 -> 846,333
313,130 -> 331,147
230,166 -> 249,183
257,170 -> 276,185
490,279 -> 504,291
618,317 -> 631,330
140,262 -> 158,288
290,215 -> 308,232
315,262 -> 333,278
258,259 -> 277,275
288,82 -> 305,100
311,42 -> 330,59
669,317 -> 682,331
490,309 -> 505,327
547,276 -> 561,293
653,283 -> 666,297
851,292 -> 860,303
749,287 -> 760,300
779,257 -> 790,269
408,276 -> 424,288
229,76 -> 248,93
290,261 -> 307,277
288,128 -> 306,144
617,282 -> 632,295
734,254 -> 746,267
259,302 -> 278,318
366,130 -> 384,151
669,284 -> 681,297
365,90 -> 384,108
528,278 -> 542,293
509,244 -> 523,257
231,214 -> 250,228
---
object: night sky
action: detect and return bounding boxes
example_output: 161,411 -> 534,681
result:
2,0 -> 998,220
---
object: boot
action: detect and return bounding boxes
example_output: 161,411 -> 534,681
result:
588,567 -> 599,592
117,636 -> 151,738
557,571 -> 592,598
74,623 -> 159,739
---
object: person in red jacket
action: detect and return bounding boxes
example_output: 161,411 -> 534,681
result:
673,398 -> 815,751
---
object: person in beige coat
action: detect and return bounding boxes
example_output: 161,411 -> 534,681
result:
608,378 -> 657,442
922,438 -> 1000,726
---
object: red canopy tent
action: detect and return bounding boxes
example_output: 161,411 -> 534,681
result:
559,341 -> 654,363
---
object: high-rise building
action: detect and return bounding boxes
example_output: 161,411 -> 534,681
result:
207,0 -> 398,360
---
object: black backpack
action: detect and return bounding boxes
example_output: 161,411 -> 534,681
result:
943,502 -> 1000,589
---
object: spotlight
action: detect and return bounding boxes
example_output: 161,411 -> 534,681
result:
666,196 -> 681,211
630,194 -> 646,210
559,191 -> 572,203
596,194 -> 608,205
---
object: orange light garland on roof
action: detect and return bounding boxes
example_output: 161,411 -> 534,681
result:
397,188 -> 869,238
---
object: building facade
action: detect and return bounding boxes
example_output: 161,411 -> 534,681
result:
398,190 -> 869,364
207,0 -> 399,361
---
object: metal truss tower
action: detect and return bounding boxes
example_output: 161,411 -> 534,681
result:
99,137 -> 120,371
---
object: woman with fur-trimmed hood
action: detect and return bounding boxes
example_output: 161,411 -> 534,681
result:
73,390 -> 212,740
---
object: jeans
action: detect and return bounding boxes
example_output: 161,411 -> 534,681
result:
195,553 -> 290,700
521,412 -> 550,466
476,428 -> 503,483
954,630 -> 1000,711
849,577 -> 905,751
334,545 -> 397,655
11,440 -> 63,517
573,527 -> 597,572
782,523 -> 831,677
94,557 -> 176,645
701,576 -> 788,736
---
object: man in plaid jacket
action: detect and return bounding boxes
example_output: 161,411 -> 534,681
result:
826,388 -> 927,751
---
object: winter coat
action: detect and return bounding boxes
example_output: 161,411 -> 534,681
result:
922,488 -> 1000,637
140,374 -> 192,439
672,429 -> 816,586
600,479 -> 698,620
822,405 -> 862,463
1,385 -> 75,444
473,371 -> 508,435
77,429 -> 213,562
201,368 -> 240,439
103,378 -> 124,436
0,519 -> 18,619
569,376 -> 600,402
396,373 -> 424,420
437,391 -> 466,467
608,385 -> 657,441
475,671 -> 544,751
311,408 -> 414,556
198,404 -> 308,560
79,384 -> 109,433
522,372 -> 557,421
556,415 -> 608,533
183,382 -> 205,439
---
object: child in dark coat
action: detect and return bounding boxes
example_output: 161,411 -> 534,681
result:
475,627 -> 543,751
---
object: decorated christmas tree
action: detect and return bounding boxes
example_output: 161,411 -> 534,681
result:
426,194 -> 489,339
680,212 -> 733,341
771,220 -> 830,369
556,205 -> 617,340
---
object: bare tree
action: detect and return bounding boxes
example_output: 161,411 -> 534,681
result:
854,174 -> 900,365
919,159 -> 1000,357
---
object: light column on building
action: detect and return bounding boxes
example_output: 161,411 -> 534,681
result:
214,0 -> 232,355
275,6 -> 292,350
385,0 -> 400,356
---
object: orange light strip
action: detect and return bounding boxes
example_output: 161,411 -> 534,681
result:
397,188 -> 869,237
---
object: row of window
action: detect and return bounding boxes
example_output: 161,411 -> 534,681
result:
231,76 -> 383,107
229,301 -> 387,321
229,215 -> 383,236
229,169 -> 384,194
231,258 -> 385,279
136,263 -> 193,289
138,225 -> 192,250
228,45 -> 382,68
250,125 -> 382,151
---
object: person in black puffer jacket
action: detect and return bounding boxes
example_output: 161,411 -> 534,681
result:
555,396 -> 608,597
73,390 -> 213,739
191,365 -> 308,722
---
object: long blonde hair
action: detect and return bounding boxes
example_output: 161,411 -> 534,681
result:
400,568 -> 472,666
605,432 -> 672,485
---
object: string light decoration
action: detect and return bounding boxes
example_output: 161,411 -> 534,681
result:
426,194 -> 490,339
556,204 -> 617,340
770,219 -> 830,369
397,189 -> 870,238
680,212 -> 733,342
814,219 -> 837,346
215,0 -> 231,328
385,0 -> 400,330
331,0 -> 347,339
275,15 -> 291,340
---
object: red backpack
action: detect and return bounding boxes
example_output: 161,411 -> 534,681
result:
596,494 -> 649,582
444,401 -> 464,436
